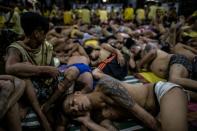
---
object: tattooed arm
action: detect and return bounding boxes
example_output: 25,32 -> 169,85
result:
97,76 -> 161,131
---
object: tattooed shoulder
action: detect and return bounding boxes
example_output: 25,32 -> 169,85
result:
97,76 -> 135,109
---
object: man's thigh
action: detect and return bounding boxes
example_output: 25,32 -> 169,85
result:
160,87 -> 188,131
169,64 -> 189,80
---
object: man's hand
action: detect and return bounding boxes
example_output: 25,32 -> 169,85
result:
73,92 -> 91,111
40,66 -> 60,78
117,51 -> 125,67
74,112 -> 91,123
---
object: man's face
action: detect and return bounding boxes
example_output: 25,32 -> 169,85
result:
34,30 -> 46,45
63,93 -> 90,117
90,49 -> 100,60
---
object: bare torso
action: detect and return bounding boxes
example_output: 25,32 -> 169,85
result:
150,50 -> 172,78
67,56 -> 89,65
91,82 -> 157,120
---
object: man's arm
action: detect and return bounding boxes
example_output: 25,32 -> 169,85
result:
138,49 -> 157,69
100,119 -> 118,131
101,44 -> 125,66
97,76 -> 160,130
101,44 -> 119,54
78,45 -> 90,60
182,44 -> 197,54
75,112 -> 108,131
6,48 -> 59,77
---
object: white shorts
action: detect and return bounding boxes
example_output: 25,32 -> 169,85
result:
154,81 -> 181,104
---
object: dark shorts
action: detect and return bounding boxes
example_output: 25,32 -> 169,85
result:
169,54 -> 192,73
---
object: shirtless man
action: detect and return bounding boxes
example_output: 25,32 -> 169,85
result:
42,55 -> 93,113
172,43 -> 197,61
46,26 -> 72,45
63,70 -> 187,131
85,42 -> 127,80
0,75 -> 25,131
138,47 -> 197,92
53,38 -> 89,64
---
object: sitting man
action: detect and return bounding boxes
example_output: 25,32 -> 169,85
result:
84,41 -> 127,80
5,12 -> 59,131
63,70 -> 188,131
0,75 -> 25,131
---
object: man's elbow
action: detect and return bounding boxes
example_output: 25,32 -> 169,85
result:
169,76 -> 180,85
5,65 -> 16,75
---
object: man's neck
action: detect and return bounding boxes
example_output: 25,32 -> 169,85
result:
23,38 -> 41,49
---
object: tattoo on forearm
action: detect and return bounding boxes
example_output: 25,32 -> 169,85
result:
97,76 -> 134,109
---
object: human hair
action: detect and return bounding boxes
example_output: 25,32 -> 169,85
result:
124,38 -> 136,49
20,12 -> 49,36
84,46 -> 94,55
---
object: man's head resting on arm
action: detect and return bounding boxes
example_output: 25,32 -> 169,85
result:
20,12 -> 49,45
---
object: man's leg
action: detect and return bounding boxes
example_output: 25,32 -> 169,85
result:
78,72 -> 93,93
42,67 -> 79,112
169,64 -> 197,91
5,103 -> 22,131
25,79 -> 52,131
160,87 -> 188,131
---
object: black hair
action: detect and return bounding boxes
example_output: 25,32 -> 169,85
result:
55,27 -> 62,34
84,46 -> 94,55
99,35 -> 116,43
124,38 -> 136,49
20,12 -> 49,36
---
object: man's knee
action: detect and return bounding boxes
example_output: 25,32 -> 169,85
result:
64,68 -> 79,81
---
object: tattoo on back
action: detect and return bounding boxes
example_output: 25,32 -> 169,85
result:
97,76 -> 134,109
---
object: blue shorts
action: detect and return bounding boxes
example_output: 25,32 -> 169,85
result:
58,63 -> 91,80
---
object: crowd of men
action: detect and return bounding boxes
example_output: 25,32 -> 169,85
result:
0,1 -> 197,131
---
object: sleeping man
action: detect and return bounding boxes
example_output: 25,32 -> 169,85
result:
62,69 -> 188,131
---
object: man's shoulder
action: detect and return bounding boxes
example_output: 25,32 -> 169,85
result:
7,41 -> 24,52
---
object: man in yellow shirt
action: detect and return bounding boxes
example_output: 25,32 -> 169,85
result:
81,6 -> 91,24
136,8 -> 145,25
148,4 -> 158,20
63,9 -> 73,25
98,7 -> 108,23
0,13 -> 6,28
123,4 -> 134,21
